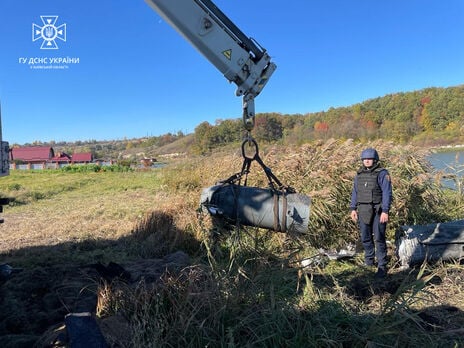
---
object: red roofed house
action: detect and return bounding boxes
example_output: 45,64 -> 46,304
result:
72,152 -> 93,164
51,152 -> 72,167
10,146 -> 94,170
10,146 -> 54,163
10,146 -> 54,169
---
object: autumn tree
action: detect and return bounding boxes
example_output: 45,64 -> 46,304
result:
253,113 -> 283,143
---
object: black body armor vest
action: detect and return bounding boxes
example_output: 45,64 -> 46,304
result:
356,165 -> 383,205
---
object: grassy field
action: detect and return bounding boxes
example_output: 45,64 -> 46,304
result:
1,170 -> 167,253
1,140 -> 464,347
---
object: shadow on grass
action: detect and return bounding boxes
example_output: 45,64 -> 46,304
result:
1,215 -> 464,347
0,210 -> 200,346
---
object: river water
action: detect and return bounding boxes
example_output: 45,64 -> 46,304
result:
427,149 -> 464,190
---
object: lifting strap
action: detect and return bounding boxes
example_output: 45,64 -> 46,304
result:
217,137 -> 295,232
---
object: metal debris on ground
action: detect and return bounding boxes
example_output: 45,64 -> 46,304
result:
396,219 -> 464,268
299,244 -> 357,269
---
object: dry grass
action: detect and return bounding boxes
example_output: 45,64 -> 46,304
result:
1,140 -> 464,347
1,171 -> 161,252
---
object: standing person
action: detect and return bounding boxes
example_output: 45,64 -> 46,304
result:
350,148 -> 393,278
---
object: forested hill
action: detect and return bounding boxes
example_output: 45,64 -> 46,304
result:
191,84 -> 464,154
305,84 -> 464,144
16,85 -> 464,159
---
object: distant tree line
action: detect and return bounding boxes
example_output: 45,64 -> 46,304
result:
14,85 -> 464,156
191,85 -> 464,153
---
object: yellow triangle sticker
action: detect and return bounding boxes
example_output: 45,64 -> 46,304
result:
222,49 -> 232,60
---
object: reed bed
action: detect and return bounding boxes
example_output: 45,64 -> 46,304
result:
103,139 -> 464,347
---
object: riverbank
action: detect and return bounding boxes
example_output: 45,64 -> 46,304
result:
430,144 -> 464,152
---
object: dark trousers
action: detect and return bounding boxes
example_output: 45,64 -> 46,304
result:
359,211 -> 388,268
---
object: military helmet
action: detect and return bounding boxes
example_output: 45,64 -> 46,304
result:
360,148 -> 379,161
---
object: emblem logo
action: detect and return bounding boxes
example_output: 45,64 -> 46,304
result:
32,16 -> 67,50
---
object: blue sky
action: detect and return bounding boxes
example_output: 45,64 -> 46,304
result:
0,0 -> 463,145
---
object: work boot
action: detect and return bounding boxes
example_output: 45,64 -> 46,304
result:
375,267 -> 387,279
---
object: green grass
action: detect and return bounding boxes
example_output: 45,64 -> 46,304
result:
1,169 -> 160,205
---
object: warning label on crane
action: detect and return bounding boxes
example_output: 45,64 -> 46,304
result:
222,49 -> 232,60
